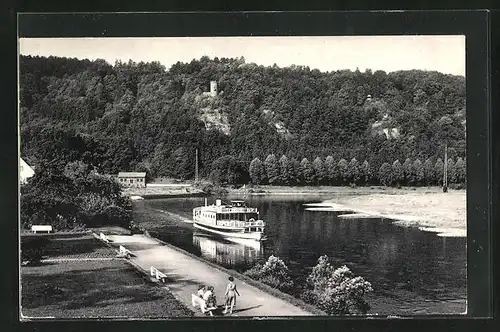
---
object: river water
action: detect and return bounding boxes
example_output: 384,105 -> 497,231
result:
134,195 -> 466,316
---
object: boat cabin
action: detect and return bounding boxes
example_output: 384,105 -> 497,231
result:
193,199 -> 264,232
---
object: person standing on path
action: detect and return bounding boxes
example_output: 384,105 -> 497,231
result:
223,276 -> 240,314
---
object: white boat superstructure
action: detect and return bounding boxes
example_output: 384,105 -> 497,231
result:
193,199 -> 266,241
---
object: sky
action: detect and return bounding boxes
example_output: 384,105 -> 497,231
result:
19,36 -> 465,76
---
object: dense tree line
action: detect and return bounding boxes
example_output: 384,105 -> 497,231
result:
243,155 -> 466,187
20,55 -> 466,182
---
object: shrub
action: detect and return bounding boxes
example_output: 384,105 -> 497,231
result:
243,256 -> 294,292
306,255 -> 373,315
104,205 -> 132,228
243,262 -> 263,279
21,237 -> 50,265
128,220 -> 143,234
299,289 -> 318,304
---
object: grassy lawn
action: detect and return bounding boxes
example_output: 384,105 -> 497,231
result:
22,234 -> 117,260
20,234 -> 194,318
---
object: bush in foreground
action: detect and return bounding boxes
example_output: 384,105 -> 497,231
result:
243,255 -> 294,292
21,237 -> 50,265
303,255 -> 373,315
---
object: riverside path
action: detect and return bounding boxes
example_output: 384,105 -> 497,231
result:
105,234 -> 313,317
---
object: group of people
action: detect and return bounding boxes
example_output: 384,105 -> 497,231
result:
196,276 -> 240,315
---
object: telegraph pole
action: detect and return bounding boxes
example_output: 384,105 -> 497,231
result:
195,148 -> 199,183
443,143 -> 448,193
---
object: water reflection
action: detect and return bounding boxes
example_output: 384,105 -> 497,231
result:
192,232 -> 262,269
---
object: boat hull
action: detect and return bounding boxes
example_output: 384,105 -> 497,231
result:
193,222 -> 265,241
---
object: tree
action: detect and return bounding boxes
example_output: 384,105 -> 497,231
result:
279,155 -> 291,185
20,163 -> 79,230
411,159 -> 425,186
324,156 -> 336,185
360,160 -> 371,185
337,158 -> 349,185
76,192 -> 111,227
454,157 -> 466,184
265,154 -> 280,185
210,155 -> 248,185
304,255 -> 373,315
378,162 -> 392,186
447,158 -> 456,184
423,158 -> 435,186
63,160 -> 90,180
391,160 -> 404,187
249,158 -> 265,184
300,158 -> 316,185
402,158 -> 413,186
435,158 -> 444,186
289,158 -> 301,185
312,157 -> 325,185
135,160 -> 153,182
170,147 -> 192,180
347,158 -> 361,186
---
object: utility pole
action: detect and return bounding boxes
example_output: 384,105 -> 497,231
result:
443,143 -> 448,193
195,148 -> 199,183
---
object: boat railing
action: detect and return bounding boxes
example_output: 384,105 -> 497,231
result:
215,219 -> 265,228
218,207 -> 258,213
245,220 -> 265,227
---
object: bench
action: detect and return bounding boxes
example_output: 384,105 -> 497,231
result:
99,232 -> 112,243
31,225 -> 53,234
150,266 -> 168,283
118,245 -> 134,258
191,294 -> 217,316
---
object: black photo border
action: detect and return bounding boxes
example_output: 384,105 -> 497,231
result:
4,10 -> 495,332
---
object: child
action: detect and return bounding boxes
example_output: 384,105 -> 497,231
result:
224,276 -> 240,314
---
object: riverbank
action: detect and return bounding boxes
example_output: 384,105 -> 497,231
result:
122,186 -> 205,199
228,185 -> 450,196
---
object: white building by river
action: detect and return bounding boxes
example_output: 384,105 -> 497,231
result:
20,158 -> 35,184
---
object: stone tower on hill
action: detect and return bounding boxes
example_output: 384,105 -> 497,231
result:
210,81 -> 217,97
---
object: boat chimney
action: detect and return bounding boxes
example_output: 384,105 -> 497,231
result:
216,199 -> 222,206
205,198 -> 208,206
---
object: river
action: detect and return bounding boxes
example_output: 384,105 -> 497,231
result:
132,195 -> 466,316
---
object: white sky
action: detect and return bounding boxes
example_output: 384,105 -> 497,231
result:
19,36 -> 465,76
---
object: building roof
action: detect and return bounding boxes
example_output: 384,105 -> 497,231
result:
118,172 -> 146,178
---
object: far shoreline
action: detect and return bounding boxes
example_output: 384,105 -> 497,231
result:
226,184 -> 465,197
127,182 -> 465,198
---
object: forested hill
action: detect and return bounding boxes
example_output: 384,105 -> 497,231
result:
19,55 -> 466,181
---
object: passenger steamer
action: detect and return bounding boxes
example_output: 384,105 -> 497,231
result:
193,199 -> 266,241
